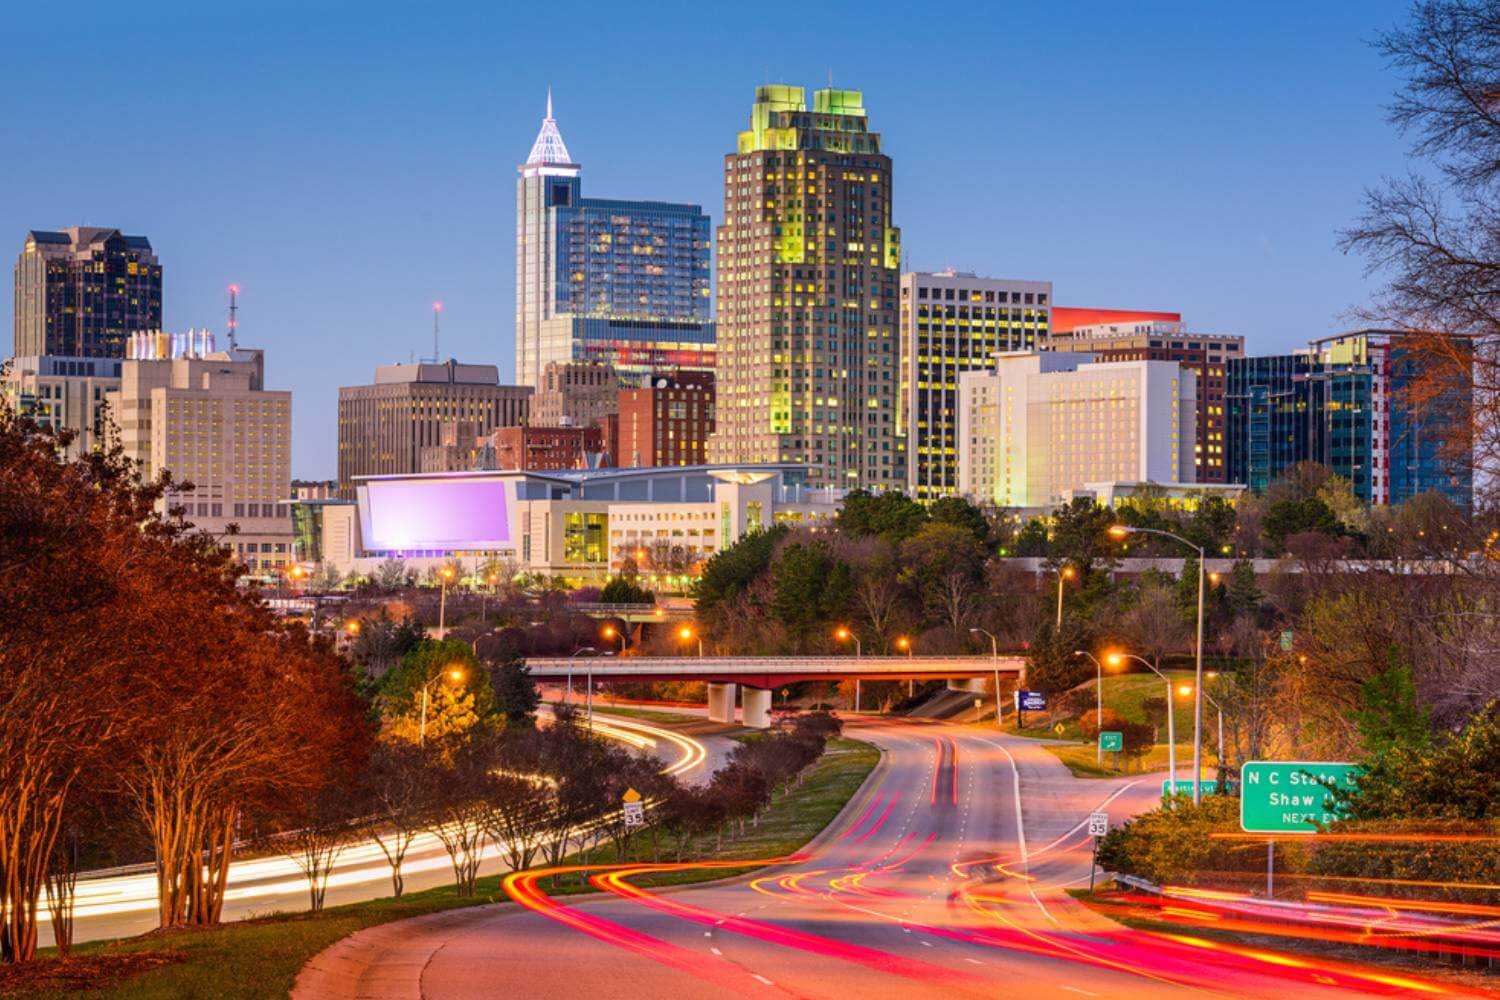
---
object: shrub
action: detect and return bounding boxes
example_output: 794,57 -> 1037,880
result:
1096,796 -> 1255,886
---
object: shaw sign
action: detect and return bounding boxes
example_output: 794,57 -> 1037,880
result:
1239,761 -> 1360,834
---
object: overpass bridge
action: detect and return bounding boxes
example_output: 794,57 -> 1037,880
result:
526,655 -> 1027,728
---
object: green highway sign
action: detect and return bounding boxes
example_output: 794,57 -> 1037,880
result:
1240,761 -> 1360,833
1162,779 -> 1218,799
1099,731 -> 1123,752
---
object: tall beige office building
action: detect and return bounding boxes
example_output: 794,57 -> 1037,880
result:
709,84 -> 902,490
337,360 -> 532,497
106,331 -> 294,573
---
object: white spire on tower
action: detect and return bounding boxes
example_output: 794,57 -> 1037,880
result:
526,87 -> 574,167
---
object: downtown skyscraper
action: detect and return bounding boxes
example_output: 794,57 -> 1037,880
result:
13,227 -> 162,358
515,93 -> 713,389
708,85 -> 902,490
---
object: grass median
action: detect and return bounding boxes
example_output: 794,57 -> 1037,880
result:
3,737 -> 879,1000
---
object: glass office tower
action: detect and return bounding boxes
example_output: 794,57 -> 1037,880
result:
515,93 -> 713,388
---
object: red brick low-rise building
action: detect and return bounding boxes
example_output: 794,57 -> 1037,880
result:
616,371 -> 714,468
488,424 -> 607,471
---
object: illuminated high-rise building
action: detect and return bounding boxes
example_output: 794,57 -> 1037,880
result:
515,92 -> 713,388
709,85 -> 902,490
899,271 -> 1051,501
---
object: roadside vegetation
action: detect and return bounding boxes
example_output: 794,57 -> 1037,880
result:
1,723 -> 877,1000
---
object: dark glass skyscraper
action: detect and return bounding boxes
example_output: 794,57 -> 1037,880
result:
13,228 -> 162,358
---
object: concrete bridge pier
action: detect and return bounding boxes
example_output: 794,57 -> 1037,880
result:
741,687 -> 772,729
707,682 -> 737,724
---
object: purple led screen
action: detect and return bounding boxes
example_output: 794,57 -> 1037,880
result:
361,478 -> 511,551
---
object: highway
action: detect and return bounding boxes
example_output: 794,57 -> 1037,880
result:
296,718 -> 1482,999
55,712 -> 725,948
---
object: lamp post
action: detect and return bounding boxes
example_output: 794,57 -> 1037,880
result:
1204,671 -> 1226,772
969,627 -> 1004,729
835,626 -> 861,711
1072,651 -> 1110,763
895,636 -> 913,697
437,565 -> 455,634
1109,524 -> 1207,805
1055,564 -> 1076,630
601,623 -> 627,654
418,666 -> 465,747
482,571 -> 499,622
1112,651 -> 1180,801
678,624 -> 703,657
566,646 -> 596,704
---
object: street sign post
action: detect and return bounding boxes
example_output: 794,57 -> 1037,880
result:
1239,761 -> 1359,833
1015,690 -> 1046,728
1161,778 -> 1218,800
1241,760 -> 1360,898
1087,811 -> 1108,889
1098,731 -> 1123,752
622,788 -> 645,829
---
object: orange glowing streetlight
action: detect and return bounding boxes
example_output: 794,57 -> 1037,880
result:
677,624 -> 703,657
894,635 -> 911,657
1055,563 -> 1077,629
437,565 -> 456,633
602,623 -> 626,653
418,665 -> 465,746
344,619 -> 362,637
1074,650 -> 1123,763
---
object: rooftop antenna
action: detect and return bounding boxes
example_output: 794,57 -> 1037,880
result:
227,284 -> 240,349
828,68 -> 833,87
432,301 -> 443,361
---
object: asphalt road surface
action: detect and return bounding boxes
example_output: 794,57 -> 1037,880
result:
296,719 -> 1475,999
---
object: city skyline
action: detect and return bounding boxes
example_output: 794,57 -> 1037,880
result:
4,1 -> 1416,478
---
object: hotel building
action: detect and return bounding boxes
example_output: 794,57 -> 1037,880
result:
899,270 -> 1051,501
958,352 -> 1197,510
1045,320 -> 1242,484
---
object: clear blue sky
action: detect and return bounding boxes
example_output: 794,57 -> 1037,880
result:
5,0 -> 1416,478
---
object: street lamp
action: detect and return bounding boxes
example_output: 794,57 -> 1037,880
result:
969,627 -> 1004,729
438,565 -> 456,634
483,571 -> 499,622
895,635 -> 913,697
418,666 -> 465,747
1111,650 -> 1181,801
1055,564 -> 1076,630
1108,523 -> 1208,805
343,619 -> 361,638
678,624 -> 703,657
1072,650 -> 1115,764
835,626 -> 862,712
601,623 -> 626,654
566,646 -> 596,705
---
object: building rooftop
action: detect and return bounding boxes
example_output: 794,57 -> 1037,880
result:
372,360 -> 503,386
